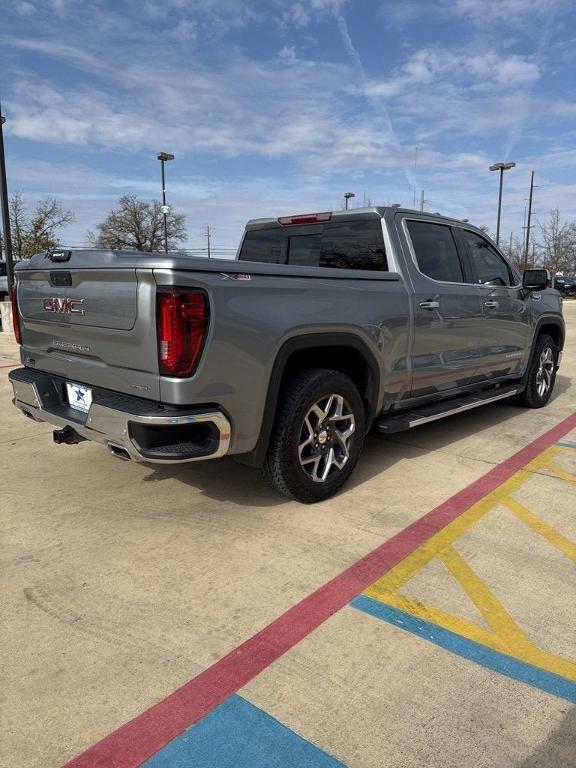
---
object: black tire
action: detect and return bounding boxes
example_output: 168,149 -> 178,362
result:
263,368 -> 366,503
514,333 -> 558,408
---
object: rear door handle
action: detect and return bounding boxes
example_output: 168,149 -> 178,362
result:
484,300 -> 499,309
419,300 -> 439,310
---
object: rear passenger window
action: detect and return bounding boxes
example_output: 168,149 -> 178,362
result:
238,229 -> 286,264
406,221 -> 464,283
462,230 -> 513,287
239,219 -> 387,271
320,221 -> 387,270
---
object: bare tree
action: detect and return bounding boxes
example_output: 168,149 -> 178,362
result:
0,192 -> 74,259
9,192 -> 27,259
506,235 -> 526,274
89,195 -> 187,252
535,208 -> 576,275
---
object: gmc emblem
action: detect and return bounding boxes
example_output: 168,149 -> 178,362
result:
43,297 -> 85,315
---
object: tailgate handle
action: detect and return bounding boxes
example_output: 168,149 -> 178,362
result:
50,271 -> 72,287
47,250 -> 71,262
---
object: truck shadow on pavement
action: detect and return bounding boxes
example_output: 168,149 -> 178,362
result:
516,705 -> 576,768
141,374 -> 572,508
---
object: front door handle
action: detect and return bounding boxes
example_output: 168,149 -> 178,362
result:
419,300 -> 440,310
484,300 -> 499,309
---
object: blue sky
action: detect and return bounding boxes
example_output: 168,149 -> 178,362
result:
1,0 -> 575,253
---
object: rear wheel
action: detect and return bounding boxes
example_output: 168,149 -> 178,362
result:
263,368 -> 366,503
515,333 -> 558,408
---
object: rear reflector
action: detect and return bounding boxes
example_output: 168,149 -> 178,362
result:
277,212 -> 332,226
156,288 -> 209,377
11,286 -> 22,345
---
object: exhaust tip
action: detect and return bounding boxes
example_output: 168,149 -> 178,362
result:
108,443 -> 131,461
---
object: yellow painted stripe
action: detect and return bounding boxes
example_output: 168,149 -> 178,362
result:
542,460 -> 576,485
438,546 -> 528,645
503,497 -> 576,561
363,447 -> 576,680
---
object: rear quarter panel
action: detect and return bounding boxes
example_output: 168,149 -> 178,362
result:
154,269 -> 410,454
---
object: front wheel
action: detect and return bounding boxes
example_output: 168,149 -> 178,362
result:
263,368 -> 366,503
515,333 -> 558,408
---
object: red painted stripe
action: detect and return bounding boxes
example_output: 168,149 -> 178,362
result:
65,410 -> 576,768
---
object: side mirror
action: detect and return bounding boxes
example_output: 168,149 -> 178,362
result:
523,269 -> 550,292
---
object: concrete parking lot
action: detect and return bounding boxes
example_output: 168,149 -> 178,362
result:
2,303 -> 575,768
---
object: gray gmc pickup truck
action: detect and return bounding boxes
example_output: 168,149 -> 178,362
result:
9,207 -> 564,502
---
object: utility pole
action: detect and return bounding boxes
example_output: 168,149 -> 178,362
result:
523,171 -> 535,271
420,189 -> 425,211
413,146 -> 419,208
0,106 -> 14,290
205,224 -> 211,258
508,231 -> 513,259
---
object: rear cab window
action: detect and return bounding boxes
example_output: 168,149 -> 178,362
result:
239,218 -> 388,271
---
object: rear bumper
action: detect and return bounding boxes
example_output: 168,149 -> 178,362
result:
9,367 -> 231,464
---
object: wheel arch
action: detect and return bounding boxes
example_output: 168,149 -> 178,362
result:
521,315 -> 565,390
535,318 -> 564,351
240,332 -> 381,467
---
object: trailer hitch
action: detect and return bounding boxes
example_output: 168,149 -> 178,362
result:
53,426 -> 86,445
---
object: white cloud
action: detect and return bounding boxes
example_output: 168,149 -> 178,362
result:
454,0 -> 559,23
493,55 -> 540,84
15,1 -> 36,15
362,48 -> 539,99
170,19 -> 198,42
284,3 -> 311,27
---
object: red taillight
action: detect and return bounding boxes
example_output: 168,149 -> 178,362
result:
11,286 -> 22,345
277,212 -> 332,226
156,288 -> 208,377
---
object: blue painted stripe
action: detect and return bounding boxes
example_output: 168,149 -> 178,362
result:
351,595 -> 576,703
556,440 -> 576,449
142,694 -> 346,767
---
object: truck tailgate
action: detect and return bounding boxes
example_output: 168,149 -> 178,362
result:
15,253 -> 161,400
19,268 -> 137,330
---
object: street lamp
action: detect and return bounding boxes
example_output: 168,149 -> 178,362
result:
344,192 -> 355,210
156,152 -> 175,253
489,161 -> 515,247
0,109 -> 14,290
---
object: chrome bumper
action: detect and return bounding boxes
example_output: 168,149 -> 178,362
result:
9,368 -> 231,464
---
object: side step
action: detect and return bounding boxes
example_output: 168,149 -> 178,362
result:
376,385 -> 519,434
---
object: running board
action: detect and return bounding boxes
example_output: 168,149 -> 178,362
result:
376,386 -> 519,434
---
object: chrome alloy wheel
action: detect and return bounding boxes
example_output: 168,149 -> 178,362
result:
536,347 -> 554,398
298,394 -> 356,483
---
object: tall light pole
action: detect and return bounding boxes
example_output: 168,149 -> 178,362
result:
344,192 -> 355,210
0,107 -> 14,290
489,161 -> 515,247
156,152 -> 174,253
